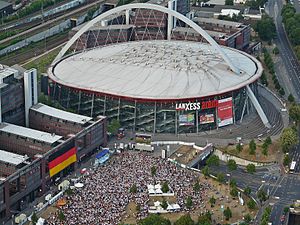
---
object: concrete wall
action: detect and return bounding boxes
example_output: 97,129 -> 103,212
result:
214,149 -> 273,166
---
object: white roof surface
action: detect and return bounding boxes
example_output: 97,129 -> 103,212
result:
0,149 -> 29,166
50,40 -> 262,100
31,103 -> 92,124
0,123 -> 62,144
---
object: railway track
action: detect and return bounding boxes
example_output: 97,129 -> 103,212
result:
0,0 -> 106,45
0,32 -> 68,65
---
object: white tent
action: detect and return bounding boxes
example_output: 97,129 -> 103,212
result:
37,217 -> 45,225
147,184 -> 155,189
74,183 -> 84,188
167,205 -> 173,210
154,201 -> 161,207
154,184 -> 161,189
155,189 -> 163,194
171,204 -> 180,210
45,194 -> 52,201
149,188 -> 156,194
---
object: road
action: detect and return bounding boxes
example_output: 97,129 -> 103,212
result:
291,0 -> 300,12
266,0 -> 300,101
209,162 -> 300,225
265,0 -> 300,223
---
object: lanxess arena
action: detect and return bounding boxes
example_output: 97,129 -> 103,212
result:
48,3 -> 269,134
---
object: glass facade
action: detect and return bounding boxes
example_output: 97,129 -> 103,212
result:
49,82 -> 255,134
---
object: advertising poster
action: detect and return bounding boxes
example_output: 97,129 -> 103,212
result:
179,114 -> 195,126
199,114 -> 215,124
217,97 -> 233,127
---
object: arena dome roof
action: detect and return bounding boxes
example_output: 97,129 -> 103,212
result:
49,40 -> 262,101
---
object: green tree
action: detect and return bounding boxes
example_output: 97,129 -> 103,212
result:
244,186 -> 251,196
198,211 -> 212,224
31,212 -> 38,224
223,207 -> 232,220
209,196 -> 216,207
262,143 -> 268,156
151,166 -> 157,177
202,165 -> 209,178
225,0 -> 233,5
230,187 -> 238,197
206,155 -> 220,167
162,182 -> 169,193
283,154 -> 291,166
230,179 -> 237,188
107,118 -> 121,134
236,143 -> 243,153
246,164 -> 256,174
280,127 -> 299,153
254,15 -> 276,41
217,172 -> 225,183
244,213 -> 252,223
288,94 -> 295,103
139,214 -> 171,225
58,211 -> 65,221
161,199 -> 168,210
193,180 -> 201,193
257,189 -> 268,203
249,139 -> 256,155
247,199 -> 256,210
260,71 -> 269,86
273,46 -> 279,54
284,206 -> 289,214
174,214 -> 194,225
227,159 -> 237,171
265,137 -> 272,145
289,104 -> 300,123
185,196 -> 193,209
130,184 -> 137,193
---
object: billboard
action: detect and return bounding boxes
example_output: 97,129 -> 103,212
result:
179,114 -> 195,126
217,97 -> 233,127
199,114 -> 215,124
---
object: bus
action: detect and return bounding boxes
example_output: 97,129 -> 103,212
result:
290,161 -> 296,173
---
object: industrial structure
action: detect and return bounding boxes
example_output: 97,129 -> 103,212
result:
48,3 -> 270,134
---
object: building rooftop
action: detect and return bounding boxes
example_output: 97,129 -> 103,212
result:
31,103 -> 93,125
193,17 -> 243,28
206,0 -> 225,5
0,1 -> 11,10
0,123 -> 62,144
0,65 -> 18,83
173,27 -> 228,39
191,4 -> 246,13
50,40 -> 262,100
0,149 -> 29,166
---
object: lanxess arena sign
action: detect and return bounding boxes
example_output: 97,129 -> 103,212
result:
175,100 -> 218,111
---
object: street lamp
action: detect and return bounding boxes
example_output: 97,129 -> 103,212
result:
226,173 -> 230,202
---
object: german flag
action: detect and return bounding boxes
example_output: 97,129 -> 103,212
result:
49,147 -> 77,177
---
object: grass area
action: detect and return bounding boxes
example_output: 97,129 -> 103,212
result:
23,47 -> 60,75
121,174 -> 257,225
219,141 -> 280,163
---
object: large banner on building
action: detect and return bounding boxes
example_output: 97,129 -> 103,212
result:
217,97 -> 233,127
49,147 -> 77,177
199,114 -> 215,124
179,114 -> 195,126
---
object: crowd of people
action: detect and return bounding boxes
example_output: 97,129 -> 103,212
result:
47,151 -> 211,225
